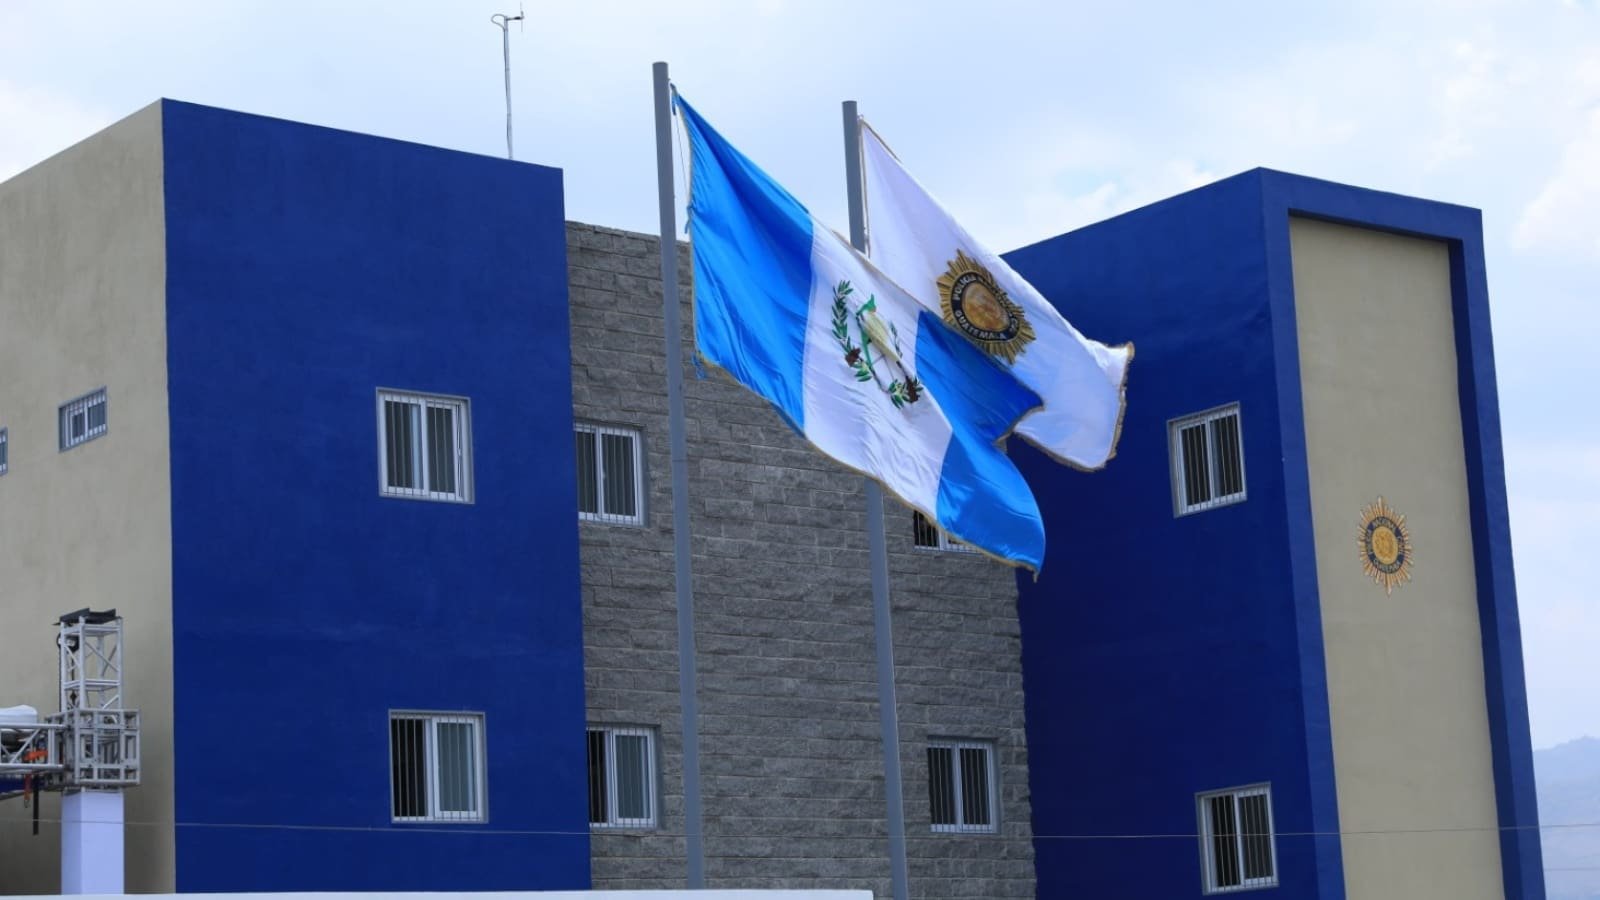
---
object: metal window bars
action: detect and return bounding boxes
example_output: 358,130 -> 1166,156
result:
927,739 -> 997,834
1198,784 -> 1277,893
389,712 -> 486,823
58,389 -> 107,451
377,390 -> 471,503
587,725 -> 657,828
575,424 -> 644,525
911,511 -> 976,553
1171,404 -> 1247,515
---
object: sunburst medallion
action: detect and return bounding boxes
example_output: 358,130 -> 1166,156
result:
935,250 -> 1036,364
1357,496 -> 1413,595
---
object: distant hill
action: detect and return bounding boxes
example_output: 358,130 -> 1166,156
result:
1538,737 -> 1600,900
1539,738 -> 1600,786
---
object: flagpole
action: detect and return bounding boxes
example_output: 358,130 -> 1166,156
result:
843,99 -> 911,900
654,60 -> 706,889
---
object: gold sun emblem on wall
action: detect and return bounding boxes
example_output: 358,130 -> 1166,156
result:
1357,496 -> 1414,595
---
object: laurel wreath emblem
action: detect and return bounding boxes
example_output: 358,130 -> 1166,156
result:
831,281 -> 921,408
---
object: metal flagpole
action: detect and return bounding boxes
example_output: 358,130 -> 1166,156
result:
489,8 -> 524,159
653,60 -> 706,889
843,99 -> 911,900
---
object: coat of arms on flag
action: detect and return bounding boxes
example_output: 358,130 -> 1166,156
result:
832,281 -> 922,408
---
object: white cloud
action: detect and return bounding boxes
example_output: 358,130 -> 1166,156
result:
1513,106 -> 1600,257
0,82 -> 114,182
892,112 -> 1227,252
1504,438 -> 1600,747
999,158 -> 1220,252
1426,36 -> 1507,170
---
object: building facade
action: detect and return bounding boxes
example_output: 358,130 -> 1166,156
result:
1007,172 -> 1544,900
0,100 -> 591,892
0,102 -> 1543,899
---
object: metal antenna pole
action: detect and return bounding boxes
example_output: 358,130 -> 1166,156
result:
843,100 -> 910,900
490,7 -> 524,159
653,60 -> 706,889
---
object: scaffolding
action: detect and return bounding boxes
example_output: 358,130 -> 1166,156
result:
0,609 -> 141,794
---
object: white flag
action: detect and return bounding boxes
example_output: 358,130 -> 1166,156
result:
859,120 -> 1132,470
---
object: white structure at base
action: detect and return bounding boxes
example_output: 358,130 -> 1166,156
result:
4,894 -> 869,900
60,791 -> 124,895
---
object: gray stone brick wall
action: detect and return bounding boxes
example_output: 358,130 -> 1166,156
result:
569,221 -> 1035,899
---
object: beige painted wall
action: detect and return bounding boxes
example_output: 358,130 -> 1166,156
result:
0,103 -> 175,892
1290,217 -> 1503,899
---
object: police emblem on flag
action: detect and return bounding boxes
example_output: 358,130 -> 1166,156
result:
936,250 -> 1036,364
1358,496 -> 1414,595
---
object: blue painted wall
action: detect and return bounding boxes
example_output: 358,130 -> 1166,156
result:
1003,171 -> 1341,899
160,101 -> 590,891
1004,169 -> 1543,899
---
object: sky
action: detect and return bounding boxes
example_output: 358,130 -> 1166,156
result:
1,0 -> 1595,747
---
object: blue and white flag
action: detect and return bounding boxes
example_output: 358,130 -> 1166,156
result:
677,96 -> 1046,570
859,119 -> 1132,471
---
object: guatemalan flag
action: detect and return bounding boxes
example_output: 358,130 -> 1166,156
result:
858,118 -> 1132,471
677,95 -> 1047,571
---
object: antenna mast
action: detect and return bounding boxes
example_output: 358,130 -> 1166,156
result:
490,6 -> 524,160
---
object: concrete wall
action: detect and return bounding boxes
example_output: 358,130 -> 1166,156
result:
0,104 -> 176,891
568,223 -> 1035,899
1290,217 -> 1504,898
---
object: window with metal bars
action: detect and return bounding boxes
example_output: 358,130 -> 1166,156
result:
389,712 -> 486,823
586,725 -> 657,828
911,511 -> 975,553
575,423 -> 643,525
377,390 -> 471,503
1170,404 -> 1246,515
0,427 -> 8,475
1197,784 -> 1277,893
58,389 -> 107,451
927,739 -> 996,833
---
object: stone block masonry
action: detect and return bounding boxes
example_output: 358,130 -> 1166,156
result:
569,222 -> 1035,899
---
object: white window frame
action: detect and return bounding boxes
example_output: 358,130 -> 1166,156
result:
0,427 -> 8,475
388,711 -> 487,824
1169,403 -> 1246,516
587,725 -> 658,829
927,738 -> 998,834
911,511 -> 976,554
575,422 -> 645,526
1197,783 -> 1278,894
377,389 -> 472,503
58,388 -> 108,451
